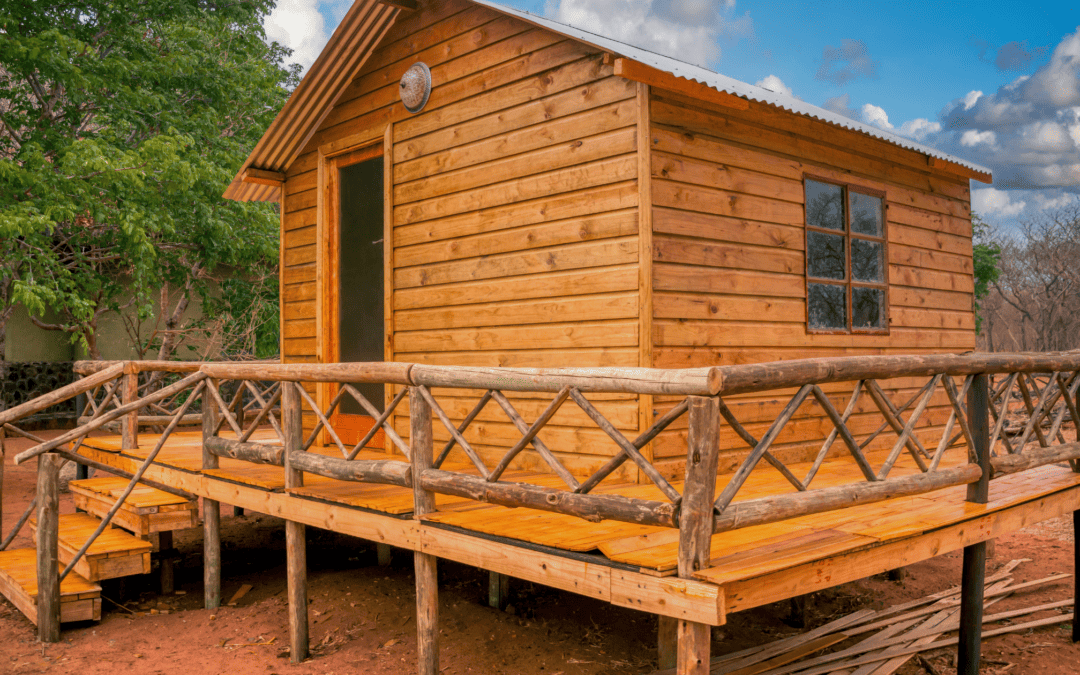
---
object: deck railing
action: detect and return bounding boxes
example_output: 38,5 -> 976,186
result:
3,353 -> 1080,642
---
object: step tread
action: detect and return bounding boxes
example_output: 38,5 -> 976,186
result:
69,477 -> 194,511
0,549 -> 100,598
32,513 -> 153,557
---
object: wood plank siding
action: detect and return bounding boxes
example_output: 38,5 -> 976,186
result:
279,0 -> 645,479
275,0 -> 977,483
646,90 -> 976,478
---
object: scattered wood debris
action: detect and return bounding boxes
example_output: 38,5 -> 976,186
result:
227,583 -> 253,607
655,560 -> 1073,675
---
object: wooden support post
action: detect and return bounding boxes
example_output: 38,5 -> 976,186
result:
158,530 -> 175,595
202,380 -> 221,610
1,405 -> 5,532
958,373 -> 990,675
411,387 -> 439,675
283,382 -> 309,663
1074,510 -> 1080,643
658,615 -> 678,670
73,393 -> 88,483
36,453 -> 61,643
676,396 -> 720,675
121,366 -> 139,450
377,543 -> 393,566
488,571 -> 510,611
1074,383 -> 1080,643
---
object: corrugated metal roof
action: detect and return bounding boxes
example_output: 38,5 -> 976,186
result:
224,0 -> 401,202
472,0 -> 992,178
225,0 -> 990,202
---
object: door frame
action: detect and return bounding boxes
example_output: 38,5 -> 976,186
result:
315,138 -> 388,447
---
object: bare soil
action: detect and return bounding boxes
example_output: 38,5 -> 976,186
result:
1,433 -> 1078,675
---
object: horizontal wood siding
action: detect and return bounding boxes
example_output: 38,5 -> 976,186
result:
648,91 -> 976,477
280,0 -> 643,479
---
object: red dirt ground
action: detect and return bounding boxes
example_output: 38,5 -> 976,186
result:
1,432 -> 1078,675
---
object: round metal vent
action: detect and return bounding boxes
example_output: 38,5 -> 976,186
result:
400,62 -> 431,113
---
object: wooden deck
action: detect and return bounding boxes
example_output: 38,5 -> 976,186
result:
73,428 -> 1080,620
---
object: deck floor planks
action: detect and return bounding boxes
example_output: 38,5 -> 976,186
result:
68,430 -> 1080,593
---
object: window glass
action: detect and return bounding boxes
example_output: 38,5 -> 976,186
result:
808,284 -> 846,329
852,288 -> 885,329
805,180 -> 844,231
807,231 -> 846,280
849,192 -> 883,236
851,239 -> 883,283
805,179 -> 887,333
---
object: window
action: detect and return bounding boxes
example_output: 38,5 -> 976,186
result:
804,179 -> 888,333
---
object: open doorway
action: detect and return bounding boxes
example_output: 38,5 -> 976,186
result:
325,144 -> 385,448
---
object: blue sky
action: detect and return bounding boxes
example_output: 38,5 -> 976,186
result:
263,0 -> 1080,231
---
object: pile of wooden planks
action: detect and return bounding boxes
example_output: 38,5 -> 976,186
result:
655,560 -> 1073,675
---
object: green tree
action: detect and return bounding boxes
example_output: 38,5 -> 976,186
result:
971,212 -> 1001,336
0,0 -> 296,360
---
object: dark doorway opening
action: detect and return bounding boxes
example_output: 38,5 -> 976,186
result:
337,155 -> 384,424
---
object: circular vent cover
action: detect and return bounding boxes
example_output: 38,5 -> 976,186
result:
400,62 -> 431,113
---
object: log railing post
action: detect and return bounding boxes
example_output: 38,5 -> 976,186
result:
958,373 -> 990,675
1073,378 -> 1080,643
410,386 -> 439,675
121,365 -> 139,450
282,382 -> 309,663
36,452 -> 62,643
676,395 -> 720,675
202,379 -> 221,610
73,391 -> 89,482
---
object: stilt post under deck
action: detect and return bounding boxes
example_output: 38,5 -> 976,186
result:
158,530 -> 175,595
488,571 -> 510,611
377,543 -> 392,566
283,382 -> 309,663
1073,509 -> 1080,643
657,615 -> 678,670
958,373 -> 990,675
202,380 -> 221,610
410,387 -> 439,675
1073,383 -> 1080,643
36,452 -> 61,643
676,395 -> 721,675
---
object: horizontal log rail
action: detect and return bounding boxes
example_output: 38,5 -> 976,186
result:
205,436 -> 284,466
3,352 -> 1080,607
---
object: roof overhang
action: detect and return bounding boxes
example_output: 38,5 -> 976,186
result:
223,0 -> 404,202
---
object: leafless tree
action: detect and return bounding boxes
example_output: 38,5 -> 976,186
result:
979,199 -> 1080,352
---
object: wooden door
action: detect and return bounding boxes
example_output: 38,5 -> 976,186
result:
324,144 -> 386,449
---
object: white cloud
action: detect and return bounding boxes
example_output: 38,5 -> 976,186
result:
898,118 -> 941,141
263,0 -> 331,73
973,187 -> 1027,217
545,0 -> 753,68
936,28 -> 1080,189
859,103 -> 893,130
754,74 -> 793,97
960,129 -> 997,147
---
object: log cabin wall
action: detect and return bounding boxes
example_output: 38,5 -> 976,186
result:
646,90 -> 977,478
279,0 -> 647,480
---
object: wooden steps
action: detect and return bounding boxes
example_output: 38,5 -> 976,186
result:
69,477 -> 199,536
0,549 -> 101,625
31,513 -> 152,582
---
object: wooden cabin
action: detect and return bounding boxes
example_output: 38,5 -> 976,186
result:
224,0 -> 991,484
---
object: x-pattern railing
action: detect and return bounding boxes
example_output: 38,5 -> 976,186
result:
5,352 -> 1080,592
710,369 -> 1080,512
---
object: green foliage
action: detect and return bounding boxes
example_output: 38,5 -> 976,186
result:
971,212 -> 1002,335
0,0 -> 297,358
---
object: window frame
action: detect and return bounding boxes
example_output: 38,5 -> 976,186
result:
803,176 -> 890,335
